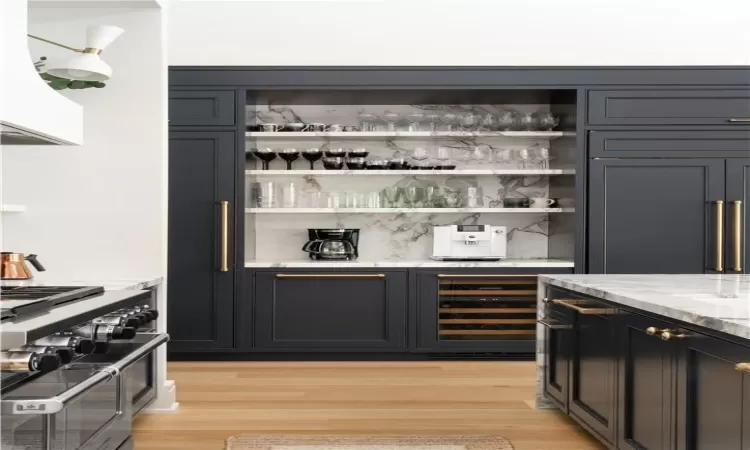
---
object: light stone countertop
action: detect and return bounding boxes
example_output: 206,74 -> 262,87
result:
1,277 -> 163,291
539,274 -> 750,339
245,259 -> 575,268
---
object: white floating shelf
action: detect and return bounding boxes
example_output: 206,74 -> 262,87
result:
246,207 -> 574,214
246,169 -> 575,176
246,131 -> 574,139
0,204 -> 26,212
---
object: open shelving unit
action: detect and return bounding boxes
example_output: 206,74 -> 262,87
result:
246,207 -> 574,214
246,169 -> 575,176
246,131 -> 575,139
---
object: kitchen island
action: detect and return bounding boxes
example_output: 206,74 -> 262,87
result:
536,274 -> 750,450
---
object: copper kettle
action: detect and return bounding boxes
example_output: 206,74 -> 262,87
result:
0,253 -> 46,280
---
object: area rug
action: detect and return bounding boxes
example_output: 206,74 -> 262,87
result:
226,435 -> 514,450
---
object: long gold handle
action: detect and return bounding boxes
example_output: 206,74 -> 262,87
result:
660,330 -> 689,341
728,118 -> 750,123
437,274 -> 537,278
646,327 -> 668,336
220,201 -> 229,272
732,200 -> 743,272
715,200 -> 724,272
735,363 -> 750,373
552,299 -> 616,315
275,274 -> 385,278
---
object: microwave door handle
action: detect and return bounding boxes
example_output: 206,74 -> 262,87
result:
2,333 -> 170,415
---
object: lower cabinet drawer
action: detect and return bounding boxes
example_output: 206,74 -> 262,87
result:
252,270 -> 408,350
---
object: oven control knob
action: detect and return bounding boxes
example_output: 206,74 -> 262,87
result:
55,348 -> 75,364
124,317 -> 141,328
34,352 -> 61,373
113,327 -> 136,340
75,338 -> 95,355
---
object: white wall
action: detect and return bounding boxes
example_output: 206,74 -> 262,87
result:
2,6 -> 167,282
168,0 -> 750,66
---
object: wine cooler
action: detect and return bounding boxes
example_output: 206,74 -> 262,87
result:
418,273 -> 542,353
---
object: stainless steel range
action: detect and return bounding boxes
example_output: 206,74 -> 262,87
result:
0,286 -> 168,450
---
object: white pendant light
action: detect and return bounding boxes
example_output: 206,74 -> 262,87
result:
30,25 -> 124,82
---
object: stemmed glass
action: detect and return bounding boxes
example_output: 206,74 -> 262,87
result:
302,148 -> 322,169
410,147 -> 429,168
538,147 -> 551,169
425,113 -> 441,132
436,147 -> 453,168
518,148 -> 531,169
357,112 -> 378,132
537,113 -> 559,131
460,113 -> 478,131
382,187 -> 403,208
497,111 -> 518,131
406,113 -> 425,132
382,111 -> 401,132
253,147 -> 277,170
470,145 -> 488,162
518,113 -> 538,131
479,113 -> 496,131
441,114 -> 459,132
403,186 -> 425,208
279,148 -> 300,170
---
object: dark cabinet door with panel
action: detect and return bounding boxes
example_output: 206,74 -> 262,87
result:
588,89 -> 750,126
253,271 -> 408,351
617,312 -> 676,450
726,159 -> 750,274
588,158 -> 725,274
676,331 -> 750,450
169,90 -> 236,127
540,308 -> 573,410
589,131 -> 750,159
168,131 -> 236,353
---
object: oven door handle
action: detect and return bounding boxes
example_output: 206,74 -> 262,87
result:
3,333 -> 169,415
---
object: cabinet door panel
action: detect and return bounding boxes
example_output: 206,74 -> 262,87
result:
542,318 -> 571,409
167,131 -> 236,352
618,312 -> 675,450
677,334 -> 750,450
254,271 -> 407,350
589,131 -> 750,158
588,89 -> 750,126
588,158 -> 725,274
168,90 -> 236,126
726,159 -> 750,274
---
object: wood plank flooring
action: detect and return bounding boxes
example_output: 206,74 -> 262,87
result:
133,362 -> 603,450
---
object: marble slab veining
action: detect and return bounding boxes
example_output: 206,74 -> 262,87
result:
245,259 -> 574,268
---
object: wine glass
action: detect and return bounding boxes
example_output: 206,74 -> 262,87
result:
470,145 -> 488,161
538,147 -> 551,169
497,111 -> 518,131
425,113 -> 441,132
382,111 -> 401,132
518,148 -> 531,169
403,186 -> 425,208
302,148 -> 322,169
358,112 -> 378,132
406,113 -> 425,132
253,147 -> 277,170
410,147 -> 429,168
479,113 -> 496,131
436,147 -> 453,168
382,186 -> 403,208
460,113 -> 478,131
279,148 -> 300,170
538,113 -> 560,131
441,113 -> 459,132
518,113 -> 538,131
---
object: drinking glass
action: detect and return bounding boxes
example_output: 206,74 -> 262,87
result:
425,113 -> 441,132
518,148 -> 531,169
436,147 -> 453,164
327,192 -> 343,209
441,113 -> 459,132
302,148 -> 322,169
358,112 -> 378,132
497,111 -> 518,131
518,113 -> 538,131
403,186 -> 425,208
538,147 -> 551,169
443,189 -> 463,207
281,182 -> 297,208
279,148 -> 300,170
479,113 -> 496,131
410,147 -> 429,166
464,186 -> 483,207
253,147 -> 277,170
470,145 -> 488,161
305,191 -> 327,208
424,185 -> 441,207
382,111 -> 401,132
382,186 -> 403,208
460,112 -> 478,131
366,191 -> 383,208
258,181 -> 276,208
406,113 -> 425,132
345,192 -> 366,208
492,148 -> 511,164
537,112 -> 559,131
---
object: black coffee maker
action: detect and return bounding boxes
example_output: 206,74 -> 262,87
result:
302,229 -> 360,260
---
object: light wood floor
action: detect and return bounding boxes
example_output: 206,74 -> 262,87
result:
133,361 -> 603,450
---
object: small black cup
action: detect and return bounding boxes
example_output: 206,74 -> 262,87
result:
503,198 -> 531,208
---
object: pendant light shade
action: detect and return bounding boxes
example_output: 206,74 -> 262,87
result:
44,25 -> 124,81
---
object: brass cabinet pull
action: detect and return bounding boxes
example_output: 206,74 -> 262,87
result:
735,363 -> 750,373
732,200 -> 743,272
646,327 -> 668,336
660,330 -> 689,341
551,299 -> 616,315
715,200 -> 725,272
275,274 -> 386,278
728,118 -> 750,123
538,319 -> 572,330
219,201 -> 229,272
436,274 -> 537,278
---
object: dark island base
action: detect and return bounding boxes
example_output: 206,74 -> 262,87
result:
169,352 -> 535,362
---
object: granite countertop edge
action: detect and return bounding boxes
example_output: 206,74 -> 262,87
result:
539,275 -> 750,341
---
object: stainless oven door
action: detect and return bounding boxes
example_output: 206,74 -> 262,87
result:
1,333 -> 168,450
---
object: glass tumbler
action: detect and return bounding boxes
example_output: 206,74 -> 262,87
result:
258,181 -> 276,208
281,182 -> 298,208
